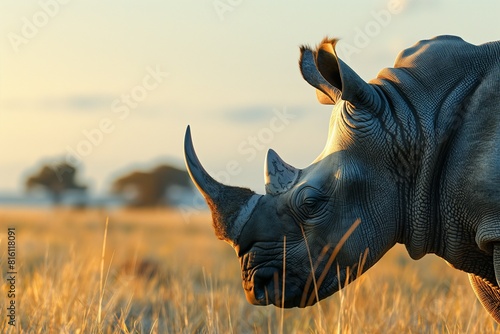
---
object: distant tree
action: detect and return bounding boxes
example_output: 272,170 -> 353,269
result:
111,165 -> 191,207
25,162 -> 87,204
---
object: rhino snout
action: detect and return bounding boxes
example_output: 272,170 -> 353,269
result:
244,267 -> 307,308
242,267 -> 277,306
254,267 -> 279,302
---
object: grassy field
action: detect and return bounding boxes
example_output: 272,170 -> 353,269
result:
0,207 -> 498,333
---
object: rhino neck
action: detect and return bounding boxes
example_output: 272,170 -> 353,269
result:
396,142 -> 449,260
374,37 -> 500,259
381,74 -> 486,259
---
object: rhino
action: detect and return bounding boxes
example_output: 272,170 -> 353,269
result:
184,35 -> 500,321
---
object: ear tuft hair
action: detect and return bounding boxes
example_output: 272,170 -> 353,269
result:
318,37 -> 340,50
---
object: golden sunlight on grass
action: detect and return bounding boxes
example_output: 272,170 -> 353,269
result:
0,207 -> 498,333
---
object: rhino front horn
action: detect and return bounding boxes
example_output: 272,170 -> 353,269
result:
184,126 -> 261,245
265,149 -> 300,195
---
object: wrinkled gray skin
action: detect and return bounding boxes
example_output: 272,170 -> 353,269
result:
184,35 -> 500,321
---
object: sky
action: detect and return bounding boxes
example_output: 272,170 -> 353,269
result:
1,0 -> 499,196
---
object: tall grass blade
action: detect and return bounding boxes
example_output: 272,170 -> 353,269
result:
97,217 -> 109,328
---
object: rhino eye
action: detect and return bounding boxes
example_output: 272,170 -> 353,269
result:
292,186 -> 328,222
303,198 -> 316,208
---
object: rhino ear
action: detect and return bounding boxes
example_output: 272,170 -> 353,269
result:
300,38 -> 380,110
315,89 -> 336,105
300,46 -> 342,105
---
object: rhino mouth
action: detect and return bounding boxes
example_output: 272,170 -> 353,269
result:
243,267 -> 348,308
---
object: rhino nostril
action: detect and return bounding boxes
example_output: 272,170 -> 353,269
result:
254,285 -> 266,302
253,268 -> 279,302
254,268 -> 277,284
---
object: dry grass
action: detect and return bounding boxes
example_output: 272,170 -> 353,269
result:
0,207 -> 498,333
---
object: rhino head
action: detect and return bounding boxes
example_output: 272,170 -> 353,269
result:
184,38 -> 403,308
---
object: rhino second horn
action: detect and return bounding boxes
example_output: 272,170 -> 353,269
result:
265,149 -> 300,195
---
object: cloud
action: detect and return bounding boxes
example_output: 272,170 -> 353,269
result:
41,95 -> 115,111
404,0 -> 445,12
220,105 -> 308,124
0,94 -> 115,112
